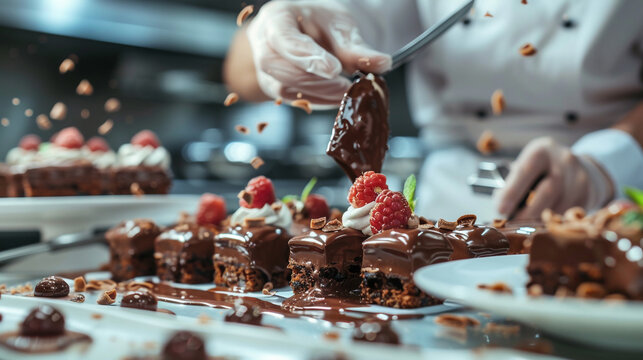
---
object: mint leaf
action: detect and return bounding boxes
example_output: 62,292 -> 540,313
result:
403,174 -> 417,212
281,195 -> 298,203
300,177 -> 317,202
625,186 -> 643,208
622,210 -> 643,227
38,142 -> 51,152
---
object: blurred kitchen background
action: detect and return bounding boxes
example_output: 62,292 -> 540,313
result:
0,0 -> 424,209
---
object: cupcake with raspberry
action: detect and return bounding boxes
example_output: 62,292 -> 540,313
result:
214,176 -> 292,291
84,137 -> 117,194
360,174 -> 510,308
5,134 -> 42,166
39,127 -> 86,163
2,135 -> 42,197
112,130 -> 171,195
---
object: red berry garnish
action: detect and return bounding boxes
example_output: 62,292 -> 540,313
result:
196,193 -> 227,226
19,134 -> 41,151
304,194 -> 330,219
369,190 -> 412,234
239,176 -> 276,209
348,171 -> 388,208
53,127 -> 84,149
131,130 -> 160,148
86,137 -> 110,152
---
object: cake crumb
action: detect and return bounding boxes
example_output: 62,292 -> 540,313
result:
478,282 -> 513,294
323,332 -> 340,341
97,291 -> 115,305
257,122 -> 269,133
80,109 -> 90,119
477,130 -> 500,155
296,92 -> 302,99
104,98 -> 121,113
59,58 -> 75,74
322,219 -> 343,232
197,313 -> 211,324
457,214 -> 476,226
1,118 -> 8,127
250,156 -> 264,169
235,125 -> 249,135
274,97 -> 283,105
435,314 -> 480,328
98,119 -> 114,135
11,97 -> 20,106
224,92 -> 239,106
236,5 -> 254,26
91,313 -> 103,319
76,79 -> 93,95
310,217 -> 327,230
407,215 -> 420,229
130,182 -> 144,197
484,322 -> 520,336
50,102 -> 67,120
519,43 -> 537,56
490,89 -> 505,115
484,11 -> 493,17
74,276 -> 86,292
291,99 -> 312,114
521,0 -> 528,4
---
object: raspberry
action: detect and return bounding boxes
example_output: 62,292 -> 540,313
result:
86,137 -> 110,152
196,193 -> 227,225
19,134 -> 41,151
239,176 -> 276,209
369,190 -> 412,234
304,194 -> 330,219
131,130 -> 160,148
348,171 -> 388,208
53,127 -> 84,149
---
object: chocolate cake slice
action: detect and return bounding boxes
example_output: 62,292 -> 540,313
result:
106,219 -> 161,281
214,223 -> 291,291
155,223 -> 216,284
288,223 -> 367,295
110,166 -> 171,195
361,222 -> 509,308
22,160 -> 102,197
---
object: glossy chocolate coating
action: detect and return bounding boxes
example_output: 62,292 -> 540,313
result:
224,300 -> 263,326
162,331 -> 206,360
444,225 -> 510,259
155,223 -> 217,283
602,231 -> 643,300
20,305 -> 65,337
214,225 -> 290,280
326,73 -> 389,181
106,219 -> 160,254
120,291 -> 158,311
34,276 -> 69,298
498,221 -> 544,254
289,228 -> 367,270
352,321 -> 400,345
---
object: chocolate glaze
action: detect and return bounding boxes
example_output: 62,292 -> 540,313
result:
326,73 -> 389,181
214,225 -> 290,282
121,291 -> 159,311
602,231 -> 643,300
443,225 -> 510,260
352,320 -> 400,345
497,221 -> 544,254
155,223 -> 216,283
224,300 -> 263,326
34,276 -> 69,298
162,331 -> 206,360
106,219 -> 161,281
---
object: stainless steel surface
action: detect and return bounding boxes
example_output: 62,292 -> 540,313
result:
468,161 -> 508,195
390,0 -> 474,70
0,231 -> 104,265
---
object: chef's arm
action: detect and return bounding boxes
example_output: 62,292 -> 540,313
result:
223,27 -> 269,102
613,102 -> 643,149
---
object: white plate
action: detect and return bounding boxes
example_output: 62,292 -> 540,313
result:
414,255 -> 643,351
0,195 -> 200,238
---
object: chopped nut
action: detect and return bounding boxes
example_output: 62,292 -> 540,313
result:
476,130 -> 500,155
11,97 -> 20,106
236,5 -> 254,26
310,217 -> 327,230
197,314 -> 211,324
322,219 -> 343,232
323,332 -> 340,341
296,92 -> 302,99
456,214 -> 477,227
80,109 -> 90,119
106,288 -> 117,300
256,122 -> 268,133
262,288 -> 276,296
564,206 -> 586,222
1,118 -> 9,127
85,279 -> 117,291
250,156 -> 264,169
91,313 -> 103,319
490,89 -> 505,115
98,119 -> 114,135
492,218 -> 507,228
76,79 -> 93,95
49,102 -> 67,120
418,223 -> 435,229
263,282 -> 274,292
74,276 -> 86,292
519,43 -> 537,56
130,182 -> 144,197
124,281 -> 154,291
244,217 -> 266,228
576,282 -> 605,299
478,282 -> 513,294
437,218 -> 457,231
36,114 -> 51,130
59,58 -> 75,74
435,314 -> 480,328
70,294 -> 85,303
238,190 -> 253,205
235,125 -> 249,135
526,191 -> 536,206
554,286 -> 573,298
527,284 -> 543,297
97,291 -> 115,305
521,0 -> 527,4
330,208 -> 343,221
484,11 -> 493,17
274,97 -> 283,105
407,215 -> 420,229
104,98 -> 121,113
291,99 -> 312,114
578,263 -> 602,280
224,92 -> 239,106
483,322 -> 520,336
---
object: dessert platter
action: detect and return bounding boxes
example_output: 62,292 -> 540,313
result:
0,73 -> 640,359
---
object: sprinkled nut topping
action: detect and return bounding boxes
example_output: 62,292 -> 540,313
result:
435,314 -> 480,328
437,218 -> 457,231
310,217 -> 327,230
257,122 -> 268,133
490,89 -> 505,115
477,130 -> 500,155
98,119 -> 114,135
74,276 -> 86,292
457,214 -> 477,226
519,43 -> 537,56
250,156 -> 264,169
322,219 -> 343,232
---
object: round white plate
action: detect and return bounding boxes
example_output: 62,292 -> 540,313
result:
0,195 -> 200,238
414,255 -> 643,351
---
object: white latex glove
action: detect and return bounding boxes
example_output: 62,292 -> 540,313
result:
246,0 -> 392,106
494,137 -> 614,220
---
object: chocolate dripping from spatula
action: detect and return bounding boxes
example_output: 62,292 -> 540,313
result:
326,73 -> 390,182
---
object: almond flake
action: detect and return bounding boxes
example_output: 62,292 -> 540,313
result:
435,314 -> 480,329
76,79 -> 93,95
250,156 -> 264,169
36,114 -> 51,130
130,182 -> 144,197
310,217 -> 327,230
492,218 -> 507,228
519,43 -> 537,56
235,125 -> 249,135
476,130 -> 500,155
74,276 -> 86,292
50,102 -> 67,120
437,218 -> 457,231
484,11 -> 493,17
59,58 -> 75,74
490,89 -> 505,115
291,99 -> 312,114
104,98 -> 121,113
257,122 -> 268,133
224,92 -> 239,106
236,5 -> 254,26
322,219 -> 343,232
98,119 -> 114,135
457,214 -> 477,227
477,282 -> 513,294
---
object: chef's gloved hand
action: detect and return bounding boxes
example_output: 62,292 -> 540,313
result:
246,0 -> 392,106
495,137 -> 614,220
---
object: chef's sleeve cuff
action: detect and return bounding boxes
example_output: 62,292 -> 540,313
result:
572,128 -> 643,201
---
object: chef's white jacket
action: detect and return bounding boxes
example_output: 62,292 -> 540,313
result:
345,0 -> 643,221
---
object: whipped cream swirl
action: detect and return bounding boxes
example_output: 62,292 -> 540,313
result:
342,201 -> 375,236
117,144 -> 170,169
39,144 -> 84,162
84,149 -> 117,169
230,202 -> 292,229
6,148 -> 40,165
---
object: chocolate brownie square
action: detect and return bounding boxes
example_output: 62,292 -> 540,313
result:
111,166 -> 171,195
155,223 -> 216,284
106,219 -> 161,281
22,160 -> 101,197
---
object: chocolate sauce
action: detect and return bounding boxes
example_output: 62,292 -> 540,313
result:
224,300 -> 263,326
497,221 -> 543,254
121,291 -> 159,312
444,225 -> 510,259
34,276 -> 69,298
162,331 -> 206,360
352,320 -> 400,345
326,73 -> 390,181
0,305 -> 91,354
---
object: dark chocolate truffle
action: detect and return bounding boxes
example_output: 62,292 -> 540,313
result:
120,291 -> 158,312
20,305 -> 65,337
352,321 -> 400,345
34,276 -> 70,298
162,331 -> 206,360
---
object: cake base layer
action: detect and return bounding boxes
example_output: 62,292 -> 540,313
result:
214,261 -> 289,292
360,268 -> 440,309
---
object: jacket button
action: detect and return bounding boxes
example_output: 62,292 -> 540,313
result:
565,112 -> 578,124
